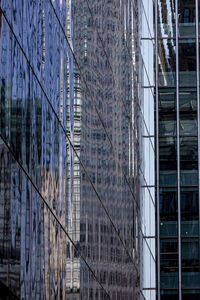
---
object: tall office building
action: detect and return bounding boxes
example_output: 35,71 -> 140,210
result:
155,0 -> 200,299
0,0 -> 155,300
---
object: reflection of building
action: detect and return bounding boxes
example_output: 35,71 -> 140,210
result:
0,142 -> 21,299
156,1 -> 200,300
179,0 -> 195,25
66,1 -> 140,298
0,1 -> 155,300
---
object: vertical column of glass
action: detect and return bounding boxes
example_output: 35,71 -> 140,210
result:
156,1 -> 179,299
156,1 -> 200,299
178,0 -> 200,299
176,1 -> 181,299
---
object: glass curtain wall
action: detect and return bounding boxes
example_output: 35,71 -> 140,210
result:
0,0 -> 142,299
155,0 -> 200,299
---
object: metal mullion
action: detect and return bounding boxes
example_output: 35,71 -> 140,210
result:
195,0 -> 200,284
175,0 -> 181,299
155,0 -> 160,300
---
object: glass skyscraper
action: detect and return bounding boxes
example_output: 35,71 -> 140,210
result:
0,1 -> 155,300
155,0 -> 200,299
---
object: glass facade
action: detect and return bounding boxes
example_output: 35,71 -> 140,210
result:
0,1 -> 155,300
156,0 -> 200,299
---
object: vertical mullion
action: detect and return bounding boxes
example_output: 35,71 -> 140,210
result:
155,1 -> 160,300
175,0 -> 181,299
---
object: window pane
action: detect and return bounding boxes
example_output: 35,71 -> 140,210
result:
181,188 -> 199,236
179,39 -> 196,86
161,290 -> 179,300
160,188 -> 178,237
158,0 -> 176,38
182,290 -> 200,300
159,118 -> 176,136
180,117 -> 197,136
178,0 -> 196,37
179,88 -> 197,111
160,136 -> 177,186
158,39 -> 176,87
182,238 -> 200,288
159,88 -> 176,111
160,239 -> 178,289
159,89 -> 176,135
180,137 -> 198,186
179,88 -> 197,136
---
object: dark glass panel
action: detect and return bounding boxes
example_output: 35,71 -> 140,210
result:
0,147 -> 21,298
178,0 -> 196,37
179,88 -> 197,136
180,115 -> 197,136
180,137 -> 198,186
161,290 -> 178,300
159,136 -> 177,186
158,0 -> 176,38
159,119 -> 176,136
182,238 -> 200,288
160,239 -> 178,289
160,188 -> 178,237
179,88 -> 197,112
182,290 -> 200,300
158,39 -> 176,87
181,188 -> 199,236
179,39 -> 196,86
159,98 -> 176,135
0,78 -> 10,141
159,88 -> 176,111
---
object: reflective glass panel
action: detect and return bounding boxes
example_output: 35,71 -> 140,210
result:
0,1 -> 139,298
180,116 -> 197,136
160,239 -> 178,289
160,188 -> 178,237
161,290 -> 179,300
158,0 -> 176,38
159,93 -> 176,135
178,0 -> 196,37
181,238 -> 200,288
159,88 -> 176,111
180,137 -> 198,186
179,39 -> 196,86
158,39 -> 176,87
179,88 -> 197,111
159,136 -> 177,186
182,290 -> 200,300
181,188 -> 199,236
159,118 -> 176,136
180,88 -> 197,135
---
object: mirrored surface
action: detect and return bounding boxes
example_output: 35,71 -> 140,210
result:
181,188 -> 199,236
158,0 -> 176,38
158,39 -> 176,87
159,136 -> 177,186
0,0 -> 141,299
179,39 -> 196,86
178,0 -> 196,37
160,238 -> 178,289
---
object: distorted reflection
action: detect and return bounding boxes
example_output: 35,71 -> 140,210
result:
0,0 -> 140,299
